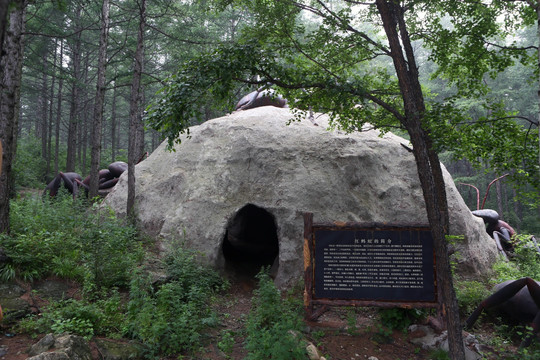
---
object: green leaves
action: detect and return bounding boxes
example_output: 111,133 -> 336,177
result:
146,1 -> 400,148
126,245 -> 228,356
18,294 -> 127,339
146,0 -> 538,203
426,98 -> 539,197
0,195 -> 142,287
145,41 -> 263,149
245,271 -> 305,360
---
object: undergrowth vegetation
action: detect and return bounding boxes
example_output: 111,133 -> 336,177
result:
245,271 -> 305,360
1,194 -> 233,358
126,243 -> 229,357
0,194 -> 312,359
0,193 -> 142,291
18,292 -> 127,340
7,192 -> 540,358
492,235 -> 540,282
454,234 -> 540,358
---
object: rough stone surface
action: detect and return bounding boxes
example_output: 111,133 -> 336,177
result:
27,352 -> 71,360
28,333 -> 56,356
409,325 -> 482,360
306,342 -> 321,360
93,338 -> 142,360
104,107 -> 497,287
0,283 -> 30,322
54,334 -> 92,360
34,280 -> 71,301
27,334 -> 92,360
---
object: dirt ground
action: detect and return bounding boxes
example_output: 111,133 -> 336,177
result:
0,276 -> 499,360
192,278 -> 433,360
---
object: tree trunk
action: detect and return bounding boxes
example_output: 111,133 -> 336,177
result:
54,41 -> 64,174
127,0 -> 146,220
151,129 -> 157,151
0,0 -> 25,232
375,1 -> 465,359
0,0 -> 9,56
137,91 -> 146,156
513,188 -> 522,233
80,53 -> 91,175
89,0 -> 110,199
66,5 -> 82,172
496,178 -> 504,220
40,44 -> 49,162
537,6 -> 540,171
47,39 -> 57,178
111,81 -> 117,162
78,110 -> 82,170
81,102 -> 87,173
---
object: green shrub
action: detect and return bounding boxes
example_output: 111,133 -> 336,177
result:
0,195 -> 83,282
18,292 -> 126,340
245,271 -> 305,360
454,280 -> 491,317
218,330 -> 235,359
0,196 -> 142,291
510,235 -> 540,279
493,235 -> 540,283
126,245 -> 227,357
78,206 -> 142,294
515,344 -> 540,360
492,257 -> 523,283
428,348 -> 450,360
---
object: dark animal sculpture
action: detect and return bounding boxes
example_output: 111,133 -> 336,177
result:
459,174 -> 537,259
462,176 -> 540,347
43,172 -> 82,198
465,277 -> 540,348
472,209 -> 516,260
235,88 -> 288,111
75,161 -> 128,195
472,209 -> 540,260
44,161 -> 131,198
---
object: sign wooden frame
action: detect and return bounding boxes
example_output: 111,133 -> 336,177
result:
303,213 -> 439,320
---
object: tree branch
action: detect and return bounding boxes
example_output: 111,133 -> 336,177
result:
485,41 -> 538,51
289,0 -> 390,55
145,22 -> 215,45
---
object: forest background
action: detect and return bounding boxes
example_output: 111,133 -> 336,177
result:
1,0 -> 537,234
0,1 -> 538,359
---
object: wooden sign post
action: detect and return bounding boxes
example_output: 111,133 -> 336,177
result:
304,213 -> 438,320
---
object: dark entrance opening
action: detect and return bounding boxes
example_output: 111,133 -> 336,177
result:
222,204 -> 279,278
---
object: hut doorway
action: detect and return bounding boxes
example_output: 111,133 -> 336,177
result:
222,204 -> 279,278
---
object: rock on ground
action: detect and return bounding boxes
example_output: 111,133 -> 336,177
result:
27,334 -> 92,360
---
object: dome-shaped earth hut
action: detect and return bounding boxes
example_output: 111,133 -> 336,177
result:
104,107 -> 497,287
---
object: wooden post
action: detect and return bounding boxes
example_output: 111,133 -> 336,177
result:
304,212 -> 314,319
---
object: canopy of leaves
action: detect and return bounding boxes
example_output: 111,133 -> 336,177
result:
146,0 -> 538,201
146,1 -> 405,149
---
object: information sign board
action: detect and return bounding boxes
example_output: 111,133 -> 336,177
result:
314,229 -> 435,301
303,213 -> 438,319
